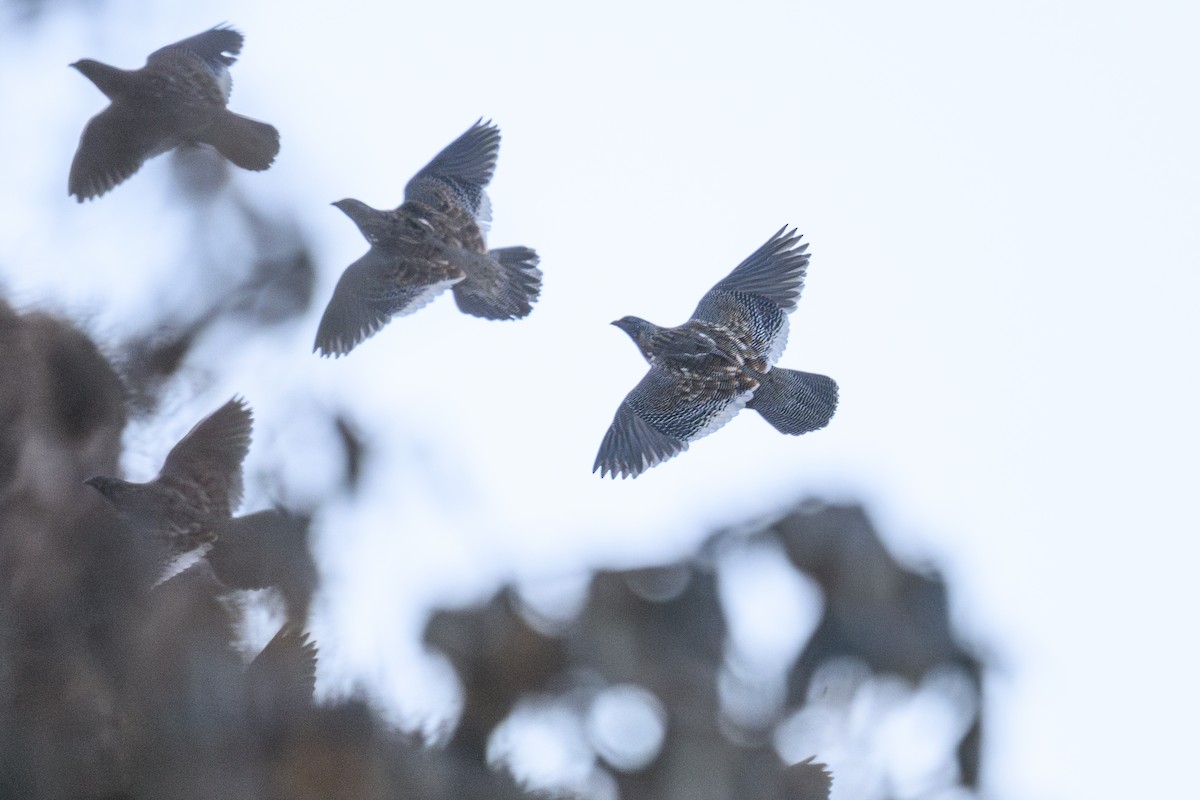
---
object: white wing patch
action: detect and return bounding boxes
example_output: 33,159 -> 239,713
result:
155,541 -> 214,587
692,388 -> 755,442
766,316 -> 790,366
215,69 -> 233,102
396,276 -> 463,317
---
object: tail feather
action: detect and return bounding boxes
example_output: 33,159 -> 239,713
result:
748,367 -> 838,435
202,111 -> 280,171
452,246 -> 542,320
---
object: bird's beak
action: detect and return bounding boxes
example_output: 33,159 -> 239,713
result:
610,320 -> 621,327
83,476 -> 102,490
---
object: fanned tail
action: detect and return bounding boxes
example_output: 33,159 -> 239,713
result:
748,367 -> 838,435
452,246 -> 542,320
202,110 -> 280,171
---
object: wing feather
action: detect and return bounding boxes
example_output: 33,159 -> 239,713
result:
313,246 -> 463,357
404,119 -> 501,221
159,397 -> 253,515
594,366 -> 753,478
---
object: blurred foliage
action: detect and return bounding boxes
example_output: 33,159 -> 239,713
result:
0,281 -> 983,797
427,506 -> 982,800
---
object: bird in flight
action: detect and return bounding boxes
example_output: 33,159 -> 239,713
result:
85,397 -> 253,581
594,227 -> 838,478
69,25 -> 280,201
313,119 -> 541,357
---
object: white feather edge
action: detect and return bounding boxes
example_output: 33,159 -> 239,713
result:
155,541 -> 214,587
393,277 -> 462,318
691,388 -> 756,442
766,316 -> 790,366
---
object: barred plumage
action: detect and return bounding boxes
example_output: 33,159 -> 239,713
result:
313,119 -> 542,358
594,227 -> 838,479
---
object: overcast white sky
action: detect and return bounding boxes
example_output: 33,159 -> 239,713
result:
3,1 -> 1199,798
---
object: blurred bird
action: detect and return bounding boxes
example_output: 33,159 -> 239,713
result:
69,25 -> 280,201
776,756 -> 833,800
313,119 -> 541,357
246,623 -> 318,724
207,508 -> 318,624
85,397 -> 252,578
594,227 -> 838,478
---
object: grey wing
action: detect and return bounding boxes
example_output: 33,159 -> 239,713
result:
69,105 -> 166,201
148,25 -> 243,70
159,397 -> 253,513
593,366 -> 752,478
313,246 -> 463,357
404,119 -> 501,221
694,226 -> 810,315
246,624 -> 318,711
689,226 -> 809,360
593,399 -> 688,479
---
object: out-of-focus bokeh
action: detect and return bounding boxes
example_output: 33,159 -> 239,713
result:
0,296 -> 977,795
2,0 -> 1199,798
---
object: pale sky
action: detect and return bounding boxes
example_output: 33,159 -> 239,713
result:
2,1 -> 1199,798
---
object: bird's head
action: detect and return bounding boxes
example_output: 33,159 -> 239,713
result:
333,199 -> 390,244
70,59 -> 127,99
612,315 -> 660,362
84,475 -> 128,504
85,476 -> 163,525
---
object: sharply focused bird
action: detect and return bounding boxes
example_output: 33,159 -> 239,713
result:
69,25 -> 280,201
594,227 -> 838,478
85,397 -> 253,579
313,119 -> 541,357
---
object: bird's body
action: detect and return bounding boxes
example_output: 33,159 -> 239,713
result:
595,227 -> 838,479
85,398 -> 253,577
313,119 -> 541,357
69,25 -> 279,201
86,473 -> 224,544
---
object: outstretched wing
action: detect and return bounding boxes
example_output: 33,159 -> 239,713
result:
690,226 -> 809,362
146,26 -> 244,104
69,105 -> 166,201
594,365 -> 754,478
246,624 -> 318,714
148,25 -> 243,70
697,226 -> 809,313
404,119 -> 501,223
159,397 -> 253,515
313,246 -> 463,357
